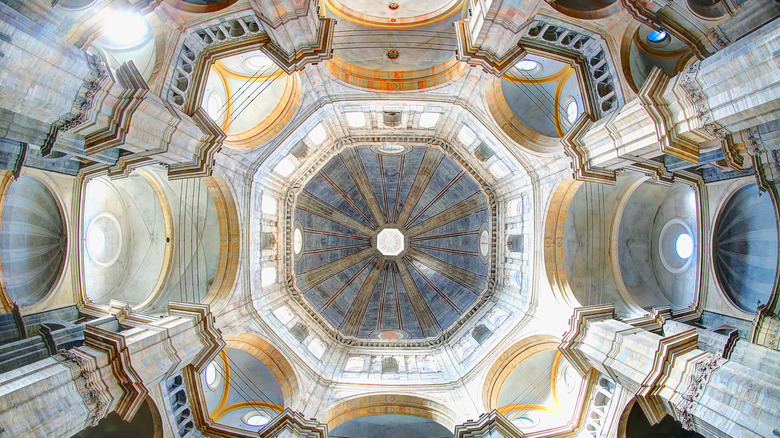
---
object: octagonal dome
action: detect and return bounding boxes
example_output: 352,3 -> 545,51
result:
291,145 -> 491,340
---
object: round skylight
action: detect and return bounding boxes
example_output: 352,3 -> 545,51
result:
514,60 -> 539,71
647,30 -> 668,42
206,92 -> 223,121
244,413 -> 270,427
102,12 -> 150,48
566,100 -> 578,124
205,361 -> 218,388
243,55 -> 274,71
676,233 -> 693,259
293,228 -> 303,254
377,228 -> 405,256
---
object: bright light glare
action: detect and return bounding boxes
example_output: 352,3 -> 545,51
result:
676,233 -> 693,259
205,362 -> 218,387
261,266 -> 277,287
489,160 -> 511,178
345,112 -> 365,128
261,195 -> 277,215
566,100 -> 579,124
206,92 -> 223,121
308,124 -> 327,145
458,125 -> 477,144
245,414 -> 269,426
273,306 -> 295,325
273,156 -> 297,177
103,12 -> 149,47
307,338 -> 326,359
419,112 -> 440,128
87,227 -> 106,257
515,60 -> 539,71
647,30 -> 668,42
243,54 -> 273,71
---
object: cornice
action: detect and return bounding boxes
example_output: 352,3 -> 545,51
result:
279,135 -> 502,348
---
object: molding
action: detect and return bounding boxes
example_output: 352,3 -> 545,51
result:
455,20 -> 527,77
559,304 -> 615,377
454,409 -> 525,438
281,135 -> 499,348
673,353 -> 726,431
57,348 -> 112,427
635,329 -> 699,425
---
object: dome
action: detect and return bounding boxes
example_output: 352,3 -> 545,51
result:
291,145 -> 491,340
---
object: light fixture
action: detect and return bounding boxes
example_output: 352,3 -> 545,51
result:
308,123 -> 327,145
345,112 -> 365,128
419,112 -> 440,128
102,11 -> 149,47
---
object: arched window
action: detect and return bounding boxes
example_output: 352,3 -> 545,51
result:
418,356 -> 437,373
307,338 -> 326,359
345,356 -> 365,372
260,266 -> 276,287
272,305 -> 294,325
261,195 -> 277,215
381,356 -> 399,374
456,338 -> 475,361
458,125 -> 477,145
289,322 -> 309,343
487,308 -> 509,328
472,324 -> 492,344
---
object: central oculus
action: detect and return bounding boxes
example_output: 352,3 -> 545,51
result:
376,228 -> 405,256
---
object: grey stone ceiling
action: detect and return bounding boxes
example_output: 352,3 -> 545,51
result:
293,145 -> 490,339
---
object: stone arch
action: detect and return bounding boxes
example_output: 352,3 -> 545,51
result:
0,172 -> 68,310
543,176 -> 582,306
200,173 -> 241,310
481,335 -> 560,411
223,333 -> 301,406
322,393 -> 457,432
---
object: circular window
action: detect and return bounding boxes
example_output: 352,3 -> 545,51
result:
293,228 -> 303,254
243,412 -> 270,427
480,230 -> 490,257
86,212 -> 122,268
675,233 -> 693,259
101,12 -> 151,48
205,361 -> 219,389
565,100 -> 579,124
515,60 -> 540,71
512,416 -> 537,429
379,145 -> 405,154
206,92 -> 223,121
243,55 -> 274,71
647,30 -> 668,42
658,219 -> 695,274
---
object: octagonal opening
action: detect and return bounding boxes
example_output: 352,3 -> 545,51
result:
377,228 -> 405,256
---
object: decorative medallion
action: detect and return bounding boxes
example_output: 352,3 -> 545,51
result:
386,49 -> 400,59
388,1 -> 399,9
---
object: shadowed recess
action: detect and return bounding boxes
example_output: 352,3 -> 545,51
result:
713,184 -> 779,313
293,145 -> 489,339
0,176 -> 65,307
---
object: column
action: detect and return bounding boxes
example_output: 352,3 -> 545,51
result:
0,302 -> 224,438
560,305 -> 780,438
564,17 -> 780,183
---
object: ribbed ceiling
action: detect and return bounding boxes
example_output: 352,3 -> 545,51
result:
0,176 -> 66,307
293,145 -> 490,339
714,184 -> 779,312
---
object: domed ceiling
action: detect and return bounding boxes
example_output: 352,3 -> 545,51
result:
291,145 -> 491,339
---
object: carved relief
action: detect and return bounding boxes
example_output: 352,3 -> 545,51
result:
678,63 -> 729,140
676,354 -> 726,430
58,349 -> 110,427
